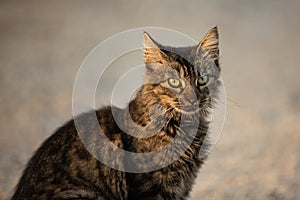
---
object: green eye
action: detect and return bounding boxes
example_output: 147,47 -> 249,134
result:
196,76 -> 209,87
168,78 -> 181,88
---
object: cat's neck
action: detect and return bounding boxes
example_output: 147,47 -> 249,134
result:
128,85 -> 161,126
128,98 -> 151,126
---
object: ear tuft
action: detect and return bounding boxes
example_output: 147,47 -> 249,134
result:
143,32 -> 166,64
196,26 -> 219,64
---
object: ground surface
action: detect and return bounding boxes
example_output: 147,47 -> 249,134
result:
1,1 -> 300,199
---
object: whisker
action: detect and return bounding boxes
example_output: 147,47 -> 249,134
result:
134,107 -> 173,138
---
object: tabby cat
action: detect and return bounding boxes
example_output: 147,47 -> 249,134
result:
11,27 -> 221,200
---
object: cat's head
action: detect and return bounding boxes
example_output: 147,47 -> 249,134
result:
140,27 -> 221,118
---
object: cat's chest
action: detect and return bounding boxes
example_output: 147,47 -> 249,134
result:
126,156 -> 200,200
133,130 -> 174,152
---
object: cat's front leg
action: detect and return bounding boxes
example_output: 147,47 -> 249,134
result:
141,194 -> 164,200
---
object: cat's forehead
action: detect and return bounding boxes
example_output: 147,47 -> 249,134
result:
162,45 -> 218,77
162,46 -> 194,65
163,46 -> 194,60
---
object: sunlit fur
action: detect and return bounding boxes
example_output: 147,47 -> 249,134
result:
125,27 -> 221,199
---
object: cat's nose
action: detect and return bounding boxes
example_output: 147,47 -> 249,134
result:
183,91 -> 198,105
185,97 -> 197,105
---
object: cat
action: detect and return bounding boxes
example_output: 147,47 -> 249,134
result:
11,26 -> 221,200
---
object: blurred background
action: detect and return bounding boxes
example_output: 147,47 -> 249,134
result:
1,0 -> 300,199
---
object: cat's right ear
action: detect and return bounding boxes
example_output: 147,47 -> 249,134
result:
143,32 -> 167,64
196,26 -> 219,67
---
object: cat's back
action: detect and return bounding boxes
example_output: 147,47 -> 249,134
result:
11,106 -> 127,200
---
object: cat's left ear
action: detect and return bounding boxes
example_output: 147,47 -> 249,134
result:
196,26 -> 219,66
143,32 -> 167,64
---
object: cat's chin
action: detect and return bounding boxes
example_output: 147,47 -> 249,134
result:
173,106 -> 200,115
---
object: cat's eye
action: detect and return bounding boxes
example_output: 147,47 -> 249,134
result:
196,76 -> 209,87
168,78 -> 181,88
